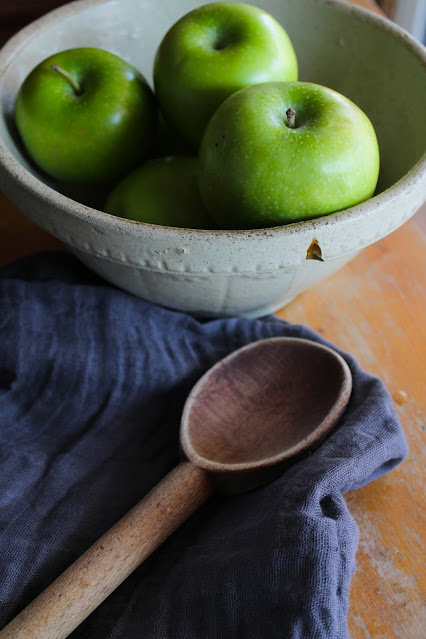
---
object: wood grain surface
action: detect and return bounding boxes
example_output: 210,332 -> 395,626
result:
0,1 -> 425,638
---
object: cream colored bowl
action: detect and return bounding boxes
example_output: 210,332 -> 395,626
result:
0,0 -> 425,317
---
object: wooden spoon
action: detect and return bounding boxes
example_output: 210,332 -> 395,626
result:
0,337 -> 352,639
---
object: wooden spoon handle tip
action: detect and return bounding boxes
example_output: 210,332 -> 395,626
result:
0,461 -> 212,639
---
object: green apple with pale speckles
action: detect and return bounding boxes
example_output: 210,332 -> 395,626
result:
15,48 -> 157,184
198,81 -> 380,229
105,156 -> 215,229
154,2 -> 298,148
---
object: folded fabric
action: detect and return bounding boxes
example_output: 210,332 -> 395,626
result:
0,253 -> 407,639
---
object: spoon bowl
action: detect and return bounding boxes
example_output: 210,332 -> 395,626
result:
182,337 -> 352,491
0,337 -> 352,639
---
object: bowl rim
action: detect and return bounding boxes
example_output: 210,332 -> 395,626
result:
0,0 -> 425,239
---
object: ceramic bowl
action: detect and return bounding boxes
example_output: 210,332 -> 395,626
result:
0,0 -> 425,317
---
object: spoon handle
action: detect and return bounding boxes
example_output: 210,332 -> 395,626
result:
0,461 -> 212,639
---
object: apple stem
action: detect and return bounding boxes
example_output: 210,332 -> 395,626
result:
51,64 -> 83,96
286,108 -> 296,129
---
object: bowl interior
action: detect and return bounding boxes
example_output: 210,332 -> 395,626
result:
0,0 -> 425,206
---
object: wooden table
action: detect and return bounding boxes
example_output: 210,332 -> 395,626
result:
0,1 -> 424,638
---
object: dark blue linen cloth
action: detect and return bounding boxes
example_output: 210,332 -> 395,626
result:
0,253 -> 407,639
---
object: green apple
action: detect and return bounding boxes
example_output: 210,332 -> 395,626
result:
15,48 -> 157,183
153,2 -> 298,148
104,156 -> 215,229
198,81 -> 380,229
